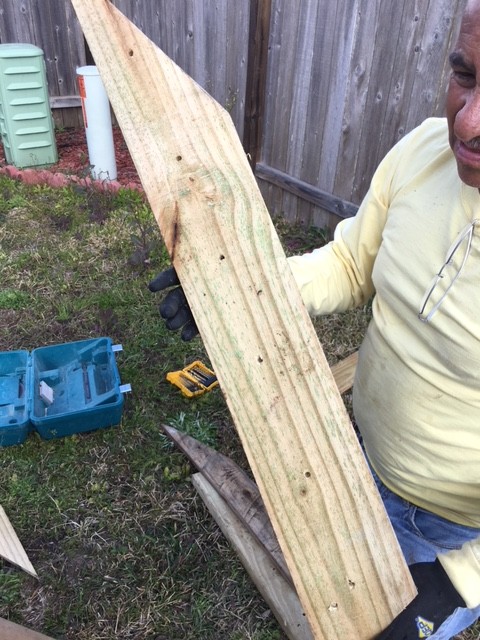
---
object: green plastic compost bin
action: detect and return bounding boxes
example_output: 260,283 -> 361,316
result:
0,43 -> 57,168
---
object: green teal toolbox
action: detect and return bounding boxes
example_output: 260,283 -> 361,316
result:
0,337 -> 130,447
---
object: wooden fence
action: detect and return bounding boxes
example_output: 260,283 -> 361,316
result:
0,0 -> 467,228
258,0 -> 466,228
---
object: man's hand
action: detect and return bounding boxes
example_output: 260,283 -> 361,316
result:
148,267 -> 199,341
377,559 -> 465,639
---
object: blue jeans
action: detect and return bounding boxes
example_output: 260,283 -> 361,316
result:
371,467 -> 480,639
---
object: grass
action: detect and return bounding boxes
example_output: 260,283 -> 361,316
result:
0,174 -> 475,640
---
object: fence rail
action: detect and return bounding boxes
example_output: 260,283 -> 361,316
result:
0,0 -> 467,228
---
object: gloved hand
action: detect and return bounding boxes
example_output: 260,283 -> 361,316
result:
148,267 -> 199,341
376,559 -> 465,639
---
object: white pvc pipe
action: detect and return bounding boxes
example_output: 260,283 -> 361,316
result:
76,65 -> 117,181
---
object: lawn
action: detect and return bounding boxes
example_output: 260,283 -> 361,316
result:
0,174 -> 475,640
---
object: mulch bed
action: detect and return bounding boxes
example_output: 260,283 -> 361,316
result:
0,126 -> 144,193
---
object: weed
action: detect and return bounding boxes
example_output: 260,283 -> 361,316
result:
0,289 -> 30,310
0,573 -> 23,609
167,411 -> 219,448
124,202 -> 164,268
273,216 -> 330,255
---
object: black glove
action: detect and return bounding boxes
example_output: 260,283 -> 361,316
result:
148,267 -> 199,341
377,559 -> 465,640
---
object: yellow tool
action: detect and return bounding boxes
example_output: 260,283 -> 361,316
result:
166,361 -> 218,398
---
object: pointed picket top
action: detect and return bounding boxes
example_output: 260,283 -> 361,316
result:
0,505 -> 37,577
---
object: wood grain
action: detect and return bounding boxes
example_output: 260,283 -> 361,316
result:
70,2 -> 416,637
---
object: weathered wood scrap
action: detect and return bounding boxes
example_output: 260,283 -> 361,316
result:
330,351 -> 358,395
0,505 -> 36,578
0,617 -> 55,640
70,2 -> 416,637
162,423 -> 292,586
192,473 -> 314,640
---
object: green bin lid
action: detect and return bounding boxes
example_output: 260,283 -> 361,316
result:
0,43 -> 44,59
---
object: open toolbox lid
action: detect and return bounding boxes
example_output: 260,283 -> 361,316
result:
0,337 -> 130,446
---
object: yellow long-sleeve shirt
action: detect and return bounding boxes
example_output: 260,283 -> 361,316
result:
288,118 -> 480,607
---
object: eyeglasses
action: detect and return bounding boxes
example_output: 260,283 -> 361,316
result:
418,219 -> 479,323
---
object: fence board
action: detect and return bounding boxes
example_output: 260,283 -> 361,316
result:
243,0 -> 273,167
306,1 -> 360,193
404,0 -> 464,133
0,1 -> 35,44
340,0 -> 407,203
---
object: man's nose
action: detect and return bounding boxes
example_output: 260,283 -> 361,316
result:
455,88 -> 480,141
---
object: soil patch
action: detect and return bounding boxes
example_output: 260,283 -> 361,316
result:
0,126 -> 143,192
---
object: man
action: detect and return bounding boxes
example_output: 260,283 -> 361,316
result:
150,2 -> 480,637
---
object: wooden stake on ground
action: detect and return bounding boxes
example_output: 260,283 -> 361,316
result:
0,617 -> 55,640
192,473 -> 314,640
70,3 -> 416,637
162,423 -> 292,586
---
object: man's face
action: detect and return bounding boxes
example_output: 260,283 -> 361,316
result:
446,2 -> 480,188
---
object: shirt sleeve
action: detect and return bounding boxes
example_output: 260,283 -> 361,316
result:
286,135 -> 406,316
439,539 -> 480,609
